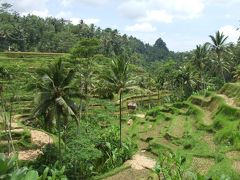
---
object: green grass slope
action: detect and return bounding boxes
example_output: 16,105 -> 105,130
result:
140,83 -> 240,179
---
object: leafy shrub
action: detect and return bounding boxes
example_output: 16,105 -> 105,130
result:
32,122 -> 136,179
0,153 -> 67,180
146,106 -> 162,117
215,127 -> 240,148
152,151 -> 187,180
31,144 -> 59,172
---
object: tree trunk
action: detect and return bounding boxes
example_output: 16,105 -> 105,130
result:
4,113 -> 10,155
57,113 -> 61,161
8,106 -> 15,153
78,98 -> 83,134
220,64 -> 226,84
218,54 -> 226,84
119,90 -> 122,148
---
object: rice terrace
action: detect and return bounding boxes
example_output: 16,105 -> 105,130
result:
0,1 -> 240,180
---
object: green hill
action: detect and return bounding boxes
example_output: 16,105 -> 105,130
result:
111,83 -> 240,179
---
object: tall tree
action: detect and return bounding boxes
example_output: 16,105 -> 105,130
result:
193,43 -> 209,91
103,56 -> 131,147
209,31 -> 229,83
33,60 -> 79,159
71,38 -> 100,118
71,38 -> 100,95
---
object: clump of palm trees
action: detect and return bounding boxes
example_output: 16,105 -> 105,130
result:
208,31 -> 231,84
33,55 -> 132,152
31,30 -> 237,155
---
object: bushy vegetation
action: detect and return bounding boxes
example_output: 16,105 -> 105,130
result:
0,153 -> 67,179
31,123 -> 136,179
0,2 -> 240,179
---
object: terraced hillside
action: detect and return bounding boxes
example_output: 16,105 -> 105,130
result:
0,52 -> 63,159
0,114 -> 54,160
0,52 -> 65,116
105,83 -> 240,179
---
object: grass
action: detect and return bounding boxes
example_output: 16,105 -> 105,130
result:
220,83 -> 240,105
93,164 -> 131,180
139,83 -> 240,178
1,53 -> 240,178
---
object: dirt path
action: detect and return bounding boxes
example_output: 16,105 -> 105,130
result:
30,130 -> 53,146
105,168 -> 150,180
18,129 -> 53,161
107,112 -> 156,179
126,154 -> 156,170
8,115 -> 53,161
202,134 -> 216,151
203,109 -> 213,126
232,161 -> 240,172
217,94 -> 239,108
135,113 -> 145,119
226,151 -> 240,160
191,157 -> 215,175
168,116 -> 185,138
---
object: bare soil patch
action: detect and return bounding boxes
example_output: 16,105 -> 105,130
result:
202,134 -> 216,151
18,149 -> 43,161
126,153 -> 156,170
30,130 -> 53,146
217,94 -> 239,108
105,168 -> 150,180
191,157 -> 214,175
226,151 -> 240,160
232,161 -> 240,172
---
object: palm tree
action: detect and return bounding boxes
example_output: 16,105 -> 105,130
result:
154,73 -> 164,100
233,65 -> 240,81
175,65 -> 198,98
103,56 -> 131,147
209,31 -> 229,83
33,59 -> 79,158
193,43 -> 209,91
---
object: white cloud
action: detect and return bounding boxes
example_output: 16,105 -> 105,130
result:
21,9 -> 50,18
69,18 -> 100,25
118,0 -> 204,23
60,0 -> 74,6
118,1 -> 146,19
7,0 -> 49,12
219,25 -> 240,43
139,10 -> 173,23
60,0 -> 108,7
84,18 -> 100,25
125,23 -> 157,33
56,11 -> 73,18
69,18 -> 81,25
205,0 -> 240,4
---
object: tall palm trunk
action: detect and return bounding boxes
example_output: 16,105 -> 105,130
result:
8,105 -> 15,153
217,53 -> 226,84
57,112 -> 61,161
119,90 -> 122,148
220,62 -> 226,84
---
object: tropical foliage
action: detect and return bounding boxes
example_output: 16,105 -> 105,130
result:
0,2 -> 240,180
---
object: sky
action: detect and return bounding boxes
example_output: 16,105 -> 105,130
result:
3,0 -> 240,52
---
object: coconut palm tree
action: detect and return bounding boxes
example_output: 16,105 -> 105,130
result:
193,43 -> 209,91
233,65 -> 240,81
175,65 -> 198,98
33,59 -> 79,158
103,56 -> 131,147
208,31 -> 229,83
154,73 -> 165,100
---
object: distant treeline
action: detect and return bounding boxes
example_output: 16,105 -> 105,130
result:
0,3 -> 187,62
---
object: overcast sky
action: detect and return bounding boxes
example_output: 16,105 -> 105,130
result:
3,0 -> 240,52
